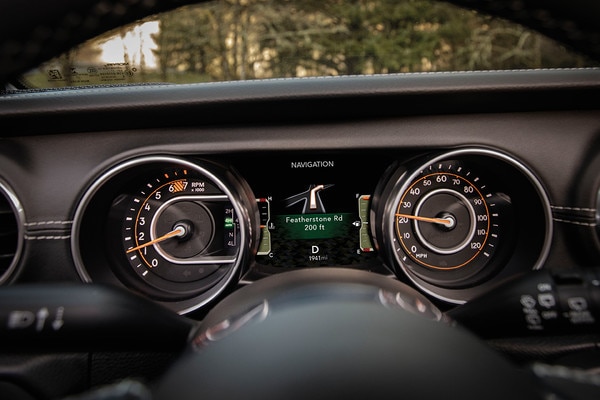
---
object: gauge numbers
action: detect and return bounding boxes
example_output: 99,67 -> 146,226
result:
72,156 -> 258,314
391,160 -> 502,288
122,167 -> 241,294
395,163 -> 499,271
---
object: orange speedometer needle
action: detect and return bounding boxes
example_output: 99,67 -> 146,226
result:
126,226 -> 186,254
396,213 -> 454,227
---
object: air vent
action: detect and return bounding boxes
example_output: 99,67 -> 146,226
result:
0,179 -> 24,284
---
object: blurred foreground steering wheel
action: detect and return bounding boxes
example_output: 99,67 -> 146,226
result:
152,268 -> 546,400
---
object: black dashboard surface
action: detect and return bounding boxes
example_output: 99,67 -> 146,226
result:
1,1 -> 600,398
1,69 -> 600,318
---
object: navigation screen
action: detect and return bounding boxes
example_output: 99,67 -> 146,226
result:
243,155 -> 388,268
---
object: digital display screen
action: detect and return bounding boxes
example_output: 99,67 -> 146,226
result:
240,154 -> 391,268
276,212 -> 352,240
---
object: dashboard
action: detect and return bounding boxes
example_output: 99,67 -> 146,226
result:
70,146 -> 553,315
2,69 -> 600,322
1,0 -> 600,397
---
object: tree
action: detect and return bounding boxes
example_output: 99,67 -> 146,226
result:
148,0 -> 596,82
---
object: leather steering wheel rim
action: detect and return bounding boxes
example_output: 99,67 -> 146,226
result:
153,268 -> 546,400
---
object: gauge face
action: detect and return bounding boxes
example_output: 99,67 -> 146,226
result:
394,162 -> 500,273
121,168 -> 241,293
73,156 -> 258,314
372,148 -> 552,304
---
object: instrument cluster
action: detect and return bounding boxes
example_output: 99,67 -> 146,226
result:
72,147 -> 553,314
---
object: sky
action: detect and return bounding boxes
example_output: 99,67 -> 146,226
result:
100,21 -> 160,68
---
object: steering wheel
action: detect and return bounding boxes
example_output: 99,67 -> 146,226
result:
151,268 -> 545,399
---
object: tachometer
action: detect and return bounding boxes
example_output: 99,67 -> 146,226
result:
120,167 -> 240,292
72,156 -> 259,314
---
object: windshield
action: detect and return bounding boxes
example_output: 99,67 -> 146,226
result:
17,0 -> 598,89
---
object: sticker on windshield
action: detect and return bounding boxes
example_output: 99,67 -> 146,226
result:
45,62 -> 138,85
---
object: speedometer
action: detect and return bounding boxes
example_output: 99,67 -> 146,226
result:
371,148 -> 552,304
394,161 -> 500,273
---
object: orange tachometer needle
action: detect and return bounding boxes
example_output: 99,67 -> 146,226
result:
126,226 -> 186,254
396,213 -> 454,227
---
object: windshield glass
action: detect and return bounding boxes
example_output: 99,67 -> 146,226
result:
17,0 -> 598,89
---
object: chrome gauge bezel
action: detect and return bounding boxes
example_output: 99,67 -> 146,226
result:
71,155 -> 259,315
0,178 -> 25,285
372,148 -> 553,304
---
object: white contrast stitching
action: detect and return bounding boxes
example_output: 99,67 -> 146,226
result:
24,235 -> 71,240
552,218 -> 596,227
551,206 -> 596,213
25,221 -> 73,227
